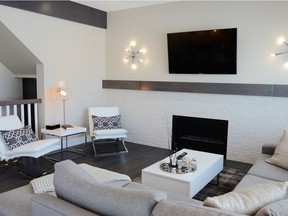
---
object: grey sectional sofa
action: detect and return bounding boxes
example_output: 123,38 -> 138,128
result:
235,144 -> 288,194
0,145 -> 287,216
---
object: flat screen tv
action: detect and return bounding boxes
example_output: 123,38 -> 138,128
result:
167,28 -> 237,75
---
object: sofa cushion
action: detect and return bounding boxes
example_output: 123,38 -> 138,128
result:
203,181 -> 288,215
235,174 -> 273,188
266,129 -> 288,170
54,160 -> 167,216
248,154 -> 288,182
31,162 -> 131,194
93,128 -> 127,136
0,185 -> 47,216
255,199 -> 288,216
152,200 -> 243,216
31,194 -> 98,216
124,181 -> 202,206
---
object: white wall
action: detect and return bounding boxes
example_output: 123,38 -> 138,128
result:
105,1 -> 288,163
0,63 -> 22,100
0,5 -> 106,131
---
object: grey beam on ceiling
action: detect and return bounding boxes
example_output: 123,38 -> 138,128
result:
0,1 -> 107,29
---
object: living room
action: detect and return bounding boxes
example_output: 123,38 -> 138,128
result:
0,1 -> 288,165
1,1 -> 288,215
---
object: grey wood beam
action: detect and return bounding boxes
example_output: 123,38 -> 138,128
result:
103,80 -> 288,97
102,80 -> 141,90
0,1 -> 107,29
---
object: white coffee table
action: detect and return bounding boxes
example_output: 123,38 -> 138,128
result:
142,148 -> 223,198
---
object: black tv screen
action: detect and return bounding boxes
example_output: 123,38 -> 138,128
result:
167,28 -> 237,74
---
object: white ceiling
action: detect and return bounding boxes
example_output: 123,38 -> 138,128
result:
72,1 -> 173,12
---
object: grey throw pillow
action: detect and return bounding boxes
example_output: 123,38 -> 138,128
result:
54,160 -> 167,216
0,125 -> 38,150
92,115 -> 122,130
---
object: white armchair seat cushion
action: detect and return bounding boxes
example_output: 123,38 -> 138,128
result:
5,139 -> 59,156
93,129 -> 127,136
2,139 -> 60,160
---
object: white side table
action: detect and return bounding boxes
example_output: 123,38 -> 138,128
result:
41,126 -> 87,161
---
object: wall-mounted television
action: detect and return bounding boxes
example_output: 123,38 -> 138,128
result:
167,28 -> 237,75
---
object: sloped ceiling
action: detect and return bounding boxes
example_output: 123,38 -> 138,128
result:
0,21 -> 41,78
73,1 -> 172,12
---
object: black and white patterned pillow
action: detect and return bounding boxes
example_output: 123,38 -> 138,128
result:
92,115 -> 122,130
0,125 -> 38,151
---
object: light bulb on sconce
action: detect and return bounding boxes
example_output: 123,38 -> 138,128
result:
131,63 -> 137,70
130,41 -> 136,47
277,37 -> 285,45
123,40 -> 145,70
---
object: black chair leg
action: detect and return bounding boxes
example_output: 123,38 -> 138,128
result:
1,157 -> 55,179
92,138 -> 128,156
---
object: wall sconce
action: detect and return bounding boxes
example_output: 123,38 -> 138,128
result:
123,41 -> 145,70
271,37 -> 288,68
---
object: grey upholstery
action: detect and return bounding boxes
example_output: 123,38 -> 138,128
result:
235,174 -> 274,190
124,181 -> 202,206
0,185 -> 34,216
255,199 -> 288,216
262,144 -> 276,155
31,194 -> 98,216
247,154 -> 288,182
151,200 -> 244,216
0,184 -> 55,216
54,160 -> 167,216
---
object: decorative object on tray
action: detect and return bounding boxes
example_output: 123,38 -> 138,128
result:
160,156 -> 197,174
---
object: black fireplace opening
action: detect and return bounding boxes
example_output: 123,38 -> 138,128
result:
172,115 -> 228,159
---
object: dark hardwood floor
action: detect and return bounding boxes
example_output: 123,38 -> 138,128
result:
0,142 -> 252,194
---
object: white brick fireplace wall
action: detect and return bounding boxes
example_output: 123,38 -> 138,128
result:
106,89 -> 288,164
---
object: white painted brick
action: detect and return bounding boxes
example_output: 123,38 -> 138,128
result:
105,89 -> 287,164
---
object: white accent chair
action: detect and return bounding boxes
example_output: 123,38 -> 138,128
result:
0,115 -> 60,176
88,107 -> 128,156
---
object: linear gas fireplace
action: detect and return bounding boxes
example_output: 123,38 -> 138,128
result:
172,115 -> 228,159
